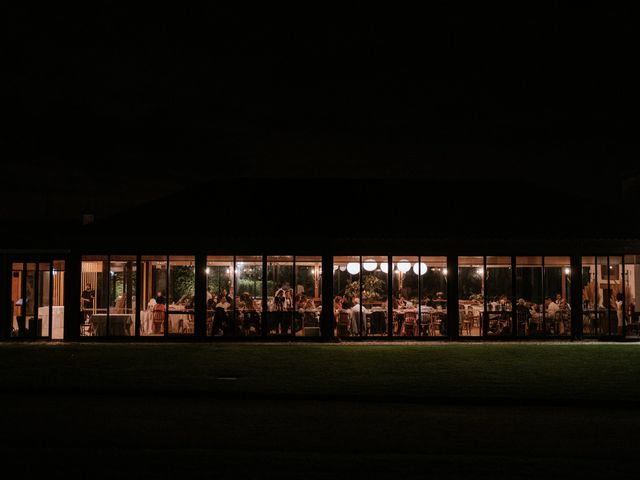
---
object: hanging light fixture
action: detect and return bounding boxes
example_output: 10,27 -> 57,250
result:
346,262 -> 360,275
397,260 -> 411,273
339,265 -> 346,272
564,267 -> 571,275
363,259 -> 378,271
380,262 -> 389,273
443,267 -> 448,275
205,267 -> 210,275
412,262 -> 428,275
476,267 -> 484,276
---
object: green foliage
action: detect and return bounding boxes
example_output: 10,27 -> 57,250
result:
171,266 -> 195,300
344,275 -> 385,301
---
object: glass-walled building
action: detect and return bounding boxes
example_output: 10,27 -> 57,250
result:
3,250 -> 640,341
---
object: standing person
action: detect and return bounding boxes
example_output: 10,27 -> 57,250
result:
81,283 -> 95,321
616,293 -> 624,335
273,288 -> 286,334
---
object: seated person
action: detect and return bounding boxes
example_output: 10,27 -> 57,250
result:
155,291 -> 166,305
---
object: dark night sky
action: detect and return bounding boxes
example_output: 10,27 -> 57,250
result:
3,6 -> 639,222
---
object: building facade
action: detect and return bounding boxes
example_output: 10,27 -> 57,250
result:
3,179 -> 639,342
3,247 -> 640,341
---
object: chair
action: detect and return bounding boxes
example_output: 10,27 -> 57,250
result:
370,311 -> 386,335
429,313 -> 443,336
551,310 -> 570,335
152,304 -> 166,334
420,312 -> 431,336
337,310 -> 351,336
80,316 -> 93,336
401,311 -> 418,336
185,314 -> 195,334
459,310 -> 472,335
516,310 -> 529,336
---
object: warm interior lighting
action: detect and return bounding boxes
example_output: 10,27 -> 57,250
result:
476,267 -> 484,276
397,260 -> 411,273
443,268 -> 448,275
564,267 -> 571,275
363,260 -> 378,271
412,262 -> 428,275
380,262 -> 389,273
205,267 -> 210,275
346,262 -> 360,275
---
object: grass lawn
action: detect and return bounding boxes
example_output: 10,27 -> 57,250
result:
1,342 -> 640,403
1,342 -> 640,478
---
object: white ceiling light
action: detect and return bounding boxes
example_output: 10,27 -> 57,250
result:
346,262 -> 360,275
397,260 -> 411,273
363,260 -> 378,271
412,262 -> 428,275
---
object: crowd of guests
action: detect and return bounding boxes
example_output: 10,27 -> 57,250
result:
205,287 -> 319,336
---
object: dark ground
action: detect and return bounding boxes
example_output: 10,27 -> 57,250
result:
1,343 -> 639,479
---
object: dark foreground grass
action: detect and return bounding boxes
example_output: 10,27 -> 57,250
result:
1,342 -> 640,403
2,342 -> 640,478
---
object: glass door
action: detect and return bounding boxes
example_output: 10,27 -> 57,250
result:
10,260 -> 65,339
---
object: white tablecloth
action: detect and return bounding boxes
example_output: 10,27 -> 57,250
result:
38,306 -> 64,339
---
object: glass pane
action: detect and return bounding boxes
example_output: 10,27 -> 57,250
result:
206,256 -> 234,336
109,256 -> 136,336
624,255 -> 639,335
596,256 -> 610,335
333,256 -> 360,337
81,256 -> 108,336
486,256 -> 512,336
516,256 -> 543,336
421,257 -> 447,337
295,256 -> 322,337
267,256 -> 294,336
236,256 -> 262,336
609,256 -> 623,335
582,256 -> 598,335
392,256 -> 419,336
11,263 -> 26,337
37,263 -> 51,338
51,260 -> 65,339
362,256 -> 388,336
168,256 -> 195,335
458,256 -> 483,336
543,256 -> 571,336
141,256 -> 167,336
